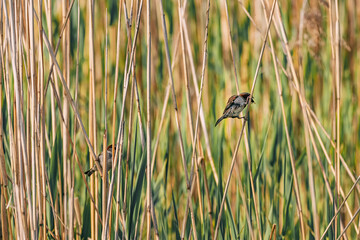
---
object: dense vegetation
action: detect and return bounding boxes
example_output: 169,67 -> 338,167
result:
1,0 -> 359,239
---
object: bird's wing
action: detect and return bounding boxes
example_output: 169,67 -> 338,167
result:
223,95 -> 238,114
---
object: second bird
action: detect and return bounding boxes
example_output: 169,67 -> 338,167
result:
215,92 -> 254,127
85,145 -> 116,176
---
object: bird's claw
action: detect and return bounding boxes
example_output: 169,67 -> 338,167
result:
237,116 -> 248,121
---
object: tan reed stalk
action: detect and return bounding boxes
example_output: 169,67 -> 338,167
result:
214,1 -> 276,238
234,164 -> 254,239
110,1 -> 124,231
181,18 -> 218,184
222,0 -> 262,236
36,0 -> 47,238
1,33 -> 25,239
151,34 -> 180,173
101,10 -> 109,239
269,225 -> 276,240
157,0 -> 198,238
34,4 -> 76,238
200,157 -> 214,235
15,0 -> 37,238
105,121 -> 126,240
337,207 -> 360,240
180,0 -> 210,236
68,1 -> 81,239
239,2 -> 358,200
123,1 -> 146,151
133,72 -> 146,150
258,1 -> 354,235
45,57 -> 104,225
306,106 -> 360,194
296,1 -> 320,238
221,0 -> 240,95
39,19 -> 105,222
113,0 -> 146,237
61,0 -> 71,235
177,0 -> 204,226
121,2 -> 158,236
44,0 -> 57,144
87,0 -> 97,236
0,67 -> 9,240
111,0 -> 124,166
306,114 -> 358,235
122,71 -> 135,223
257,1 -> 307,238
320,176 -> 360,239
29,0 -> 38,237
146,0 -> 152,238
114,121 -> 127,240
0,3 -> 12,239
122,2 -> 136,228
334,0 -> 341,235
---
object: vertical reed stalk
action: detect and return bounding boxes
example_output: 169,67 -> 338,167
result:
102,10 -> 109,239
334,0 -> 341,235
28,0 -> 38,237
214,1 -> 276,238
37,0 -> 47,238
158,0 -> 198,238
146,0 -> 152,238
222,0 -> 261,236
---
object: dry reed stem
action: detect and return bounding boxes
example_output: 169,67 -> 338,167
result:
45,56 -> 103,225
69,2 -> 80,238
269,224 -> 276,240
223,0 -> 262,236
182,17 -> 218,185
260,1 -> 355,232
122,2 -> 136,228
121,1 -> 158,237
221,0 -> 240,95
114,121 -> 128,240
337,207 -> 360,240
4,0 -> 35,238
104,121 -> 126,240
334,0 -> 341,235
320,175 -> 360,239
87,0 -> 98,235
102,11 -> 109,239
111,0 -> 124,175
157,0 -> 198,238
259,0 -> 308,238
244,0 -> 358,199
177,3 -> 204,225
234,164 -> 254,239
214,1 -> 276,238
151,34 -> 180,173
2,34 -> 27,239
114,0 -> 147,238
146,0 -> 152,238
296,0 -> 320,238
37,0 -> 47,238
61,0 -> 71,236
180,0 -> 210,236
37,17 -> 105,229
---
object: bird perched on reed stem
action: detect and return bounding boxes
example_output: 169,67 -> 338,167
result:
215,92 -> 254,127
85,145 -> 116,176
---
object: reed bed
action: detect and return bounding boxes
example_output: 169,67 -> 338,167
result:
0,0 -> 359,239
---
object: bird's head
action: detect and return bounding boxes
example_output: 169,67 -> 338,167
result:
107,144 -> 116,152
240,92 -> 255,103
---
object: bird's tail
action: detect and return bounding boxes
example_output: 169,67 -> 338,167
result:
85,166 -> 96,177
215,116 -> 225,127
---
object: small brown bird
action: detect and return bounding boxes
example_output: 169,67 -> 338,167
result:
215,92 -> 254,127
85,145 -> 116,176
